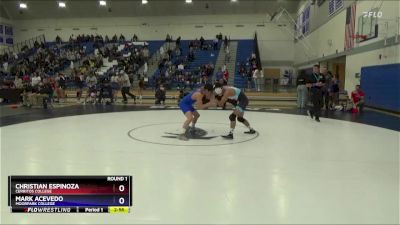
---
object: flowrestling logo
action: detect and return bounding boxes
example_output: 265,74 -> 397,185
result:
363,11 -> 383,18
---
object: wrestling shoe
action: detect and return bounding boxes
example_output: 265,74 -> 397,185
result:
189,127 -> 196,136
244,129 -> 256,134
307,110 -> 314,119
221,133 -> 233,139
178,133 -> 189,141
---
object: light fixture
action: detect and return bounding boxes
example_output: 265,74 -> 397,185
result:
185,0 -> 192,3
231,0 -> 238,2
58,2 -> 66,8
142,0 -> 148,4
19,3 -> 28,9
99,0 -> 107,6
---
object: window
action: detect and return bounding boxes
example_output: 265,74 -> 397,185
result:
295,4 -> 311,39
329,0 -> 344,16
302,5 -> 311,34
0,24 -> 14,46
0,25 -> 3,45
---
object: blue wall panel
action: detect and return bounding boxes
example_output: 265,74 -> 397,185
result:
360,63 -> 400,112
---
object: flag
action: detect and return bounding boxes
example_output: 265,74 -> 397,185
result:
344,3 -> 356,50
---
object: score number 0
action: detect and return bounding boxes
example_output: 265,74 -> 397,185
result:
118,184 -> 125,205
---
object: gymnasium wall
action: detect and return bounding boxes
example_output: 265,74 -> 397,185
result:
360,63 -> 400,112
0,17 -> 14,51
345,45 -> 400,92
294,0 -> 400,93
11,14 -> 295,66
294,0 -> 399,65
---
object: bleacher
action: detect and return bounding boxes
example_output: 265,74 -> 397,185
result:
147,40 -> 165,55
150,39 -> 220,89
99,40 -> 165,77
234,40 -> 254,89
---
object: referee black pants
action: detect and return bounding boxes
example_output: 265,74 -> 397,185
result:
310,88 -> 323,119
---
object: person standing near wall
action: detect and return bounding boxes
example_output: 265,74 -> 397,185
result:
252,68 -> 261,92
296,71 -> 308,109
331,74 -> 340,107
143,61 -> 148,78
306,65 -> 325,122
320,67 -> 333,110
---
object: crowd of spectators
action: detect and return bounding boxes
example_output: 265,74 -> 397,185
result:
0,33 -> 232,107
152,34 -> 225,90
238,52 -> 260,90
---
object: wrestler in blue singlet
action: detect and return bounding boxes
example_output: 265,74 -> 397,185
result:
179,90 -> 198,114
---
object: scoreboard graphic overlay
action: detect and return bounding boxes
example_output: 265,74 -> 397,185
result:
8,176 -> 132,213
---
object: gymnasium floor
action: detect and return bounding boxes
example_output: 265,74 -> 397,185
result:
0,106 -> 399,224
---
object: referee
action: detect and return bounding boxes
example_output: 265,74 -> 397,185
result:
306,65 -> 326,122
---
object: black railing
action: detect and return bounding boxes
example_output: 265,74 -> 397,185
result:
254,32 -> 262,69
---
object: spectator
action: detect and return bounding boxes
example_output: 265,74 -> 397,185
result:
176,36 -> 181,47
200,36 -> 205,48
225,46 -> 230,63
138,78 -> 145,104
155,84 -> 166,105
110,72 -> 120,103
31,73 -> 41,87
143,47 -> 149,62
75,72 -> 84,103
119,34 -> 126,43
39,78 -> 54,109
223,69 -> 229,82
178,62 -> 184,71
224,36 -> 228,48
132,34 -> 138,42
143,61 -> 148,78
84,73 -> 97,104
222,63 -> 227,72
247,70 -> 252,90
320,67 -> 333,110
213,37 -> 219,50
14,76 -> 23,89
216,67 -> 224,81
217,33 -> 223,41
56,35 -> 62,44
21,82 -> 31,107
23,74 -> 30,84
118,70 -> 136,104
188,49 -> 195,61
331,75 -> 340,107
351,85 -> 365,113
253,68 -> 261,92
166,34 -> 172,42
98,76 -> 113,104
296,71 -> 308,109
56,73 -> 67,103
175,47 -> 181,57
